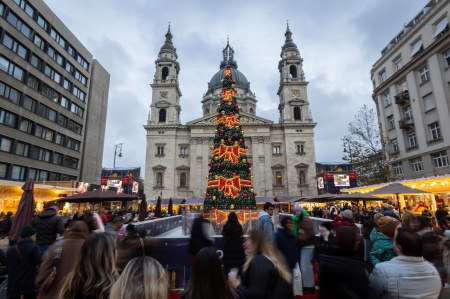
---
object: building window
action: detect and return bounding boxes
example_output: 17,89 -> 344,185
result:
26,75 -> 39,91
394,57 -> 403,71
387,115 -> 395,129
410,158 -> 424,172
297,144 -> 304,154
411,39 -> 423,57
33,34 -> 45,51
37,15 -> 48,31
57,114 -> 68,127
273,146 -> 281,154
276,171 -> 282,186
434,17 -> 449,38
159,109 -> 166,122
63,79 -> 72,91
11,165 -> 26,180
408,132 -> 417,148
0,110 -> 17,128
6,11 -> 32,39
66,138 -> 80,151
180,173 -> 186,187
68,120 -> 82,134
41,84 -> 59,103
55,133 -> 65,145
299,171 -> 306,185
414,11 -> 425,24
30,54 -> 42,70
391,139 -> 399,153
156,173 -> 163,187
46,46 -> 63,66
63,156 -> 78,169
385,93 -> 391,106
19,118 -> 32,134
399,81 -> 408,92
157,147 -> 164,155
403,106 -> 412,120
293,107 -> 301,120
419,66 -> 429,83
35,125 -> 54,142
0,163 -> 6,178
73,86 -> 85,101
14,0 -> 35,18
423,94 -> 435,111
432,151 -> 449,168
444,49 -> 450,67
379,71 -> 387,83
0,82 -> 20,105
60,96 -> 70,109
28,169 -> 48,181
44,65 -> 61,84
396,30 -> 405,42
52,152 -> 62,165
289,65 -> 297,78
36,104 -> 57,122
0,57 -> 24,81
23,97 -> 36,112
429,122 -> 441,140
31,147 -> 51,162
161,67 -> 169,80
392,162 -> 404,175
76,54 -> 89,71
249,108 -> 254,114
0,136 -> 12,152
65,61 -> 74,74
15,142 -> 29,157
2,33 -> 28,60
180,147 -> 188,155
74,70 -> 87,85
68,46 -> 76,58
50,28 -> 66,49
70,103 -> 84,118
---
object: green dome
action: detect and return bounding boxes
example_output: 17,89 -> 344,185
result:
208,67 -> 250,89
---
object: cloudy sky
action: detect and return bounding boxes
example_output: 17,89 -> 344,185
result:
44,0 -> 428,177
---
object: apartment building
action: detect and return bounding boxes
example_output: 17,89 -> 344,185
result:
371,0 -> 450,179
0,0 -> 109,184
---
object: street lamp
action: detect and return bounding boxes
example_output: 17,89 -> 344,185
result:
113,142 -> 124,168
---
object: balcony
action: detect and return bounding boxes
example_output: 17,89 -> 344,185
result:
399,116 -> 414,129
395,90 -> 410,105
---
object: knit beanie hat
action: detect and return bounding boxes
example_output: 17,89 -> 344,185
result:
321,221 -> 332,232
374,213 -> 384,221
343,209 -> 353,220
20,225 -> 36,238
377,216 -> 400,238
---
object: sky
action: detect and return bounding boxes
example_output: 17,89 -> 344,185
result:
43,0 -> 429,177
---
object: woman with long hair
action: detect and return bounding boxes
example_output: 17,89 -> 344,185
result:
222,212 -> 245,275
228,229 -> 294,299
180,247 -> 243,299
59,232 -> 119,299
110,256 -> 168,299
401,212 -> 419,231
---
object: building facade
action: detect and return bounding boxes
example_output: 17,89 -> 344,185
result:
144,25 -> 317,199
371,0 -> 450,180
0,0 -> 109,184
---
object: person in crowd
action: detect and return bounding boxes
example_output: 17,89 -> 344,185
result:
322,206 -> 330,219
222,212 -> 246,276
78,215 -> 97,234
361,214 -> 377,264
31,204 -> 65,256
6,225 -> 41,299
59,232 -> 119,299
442,230 -> 450,288
416,215 -> 446,286
105,216 -> 124,235
400,211 -> 418,231
329,205 -> 338,220
110,256 -> 168,299
293,206 -> 315,295
0,211 -> 13,239
422,207 -> 433,217
313,221 -> 333,264
275,215 -> 298,271
312,206 -> 323,218
228,229 -> 294,299
370,216 -> 400,266
436,205 -> 449,231
36,221 -> 90,299
99,211 -> 108,225
332,209 -> 356,229
257,202 -> 275,243
188,216 -> 213,257
319,226 -> 376,298
181,247 -> 243,299
370,228 -> 441,298
381,205 -> 398,219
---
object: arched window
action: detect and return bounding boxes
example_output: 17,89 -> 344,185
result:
205,108 -> 209,115
297,145 -> 300,153
301,145 -> 304,153
249,108 -> 254,114
159,109 -> 166,122
289,65 -> 297,78
299,171 -> 306,185
294,107 -> 301,120
180,173 -> 186,187
156,173 -> 163,187
276,172 -> 282,186
161,67 -> 169,80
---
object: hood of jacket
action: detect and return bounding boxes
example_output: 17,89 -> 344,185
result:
258,210 -> 270,220
370,227 -> 393,242
39,208 -> 56,218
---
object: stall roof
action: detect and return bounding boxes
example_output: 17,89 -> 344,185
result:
184,198 -> 205,205
161,198 -> 186,206
275,196 -> 296,203
0,180 -> 78,191
255,196 -> 274,203
58,189 -> 138,203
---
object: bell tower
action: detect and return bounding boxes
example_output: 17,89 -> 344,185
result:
149,24 -> 182,125
277,23 -> 312,124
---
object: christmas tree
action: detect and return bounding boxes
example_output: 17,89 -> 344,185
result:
203,65 -> 257,211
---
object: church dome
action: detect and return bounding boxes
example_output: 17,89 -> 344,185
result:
208,67 -> 250,89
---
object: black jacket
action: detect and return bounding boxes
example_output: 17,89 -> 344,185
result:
319,246 -> 376,299
313,234 -> 333,263
31,208 -> 65,245
237,254 -> 294,299
6,239 -> 41,298
1,216 -> 12,233
274,227 -> 298,269
188,218 -> 213,256
222,239 -> 246,275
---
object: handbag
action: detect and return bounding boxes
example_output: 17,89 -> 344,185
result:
39,240 -> 64,294
293,262 -> 302,296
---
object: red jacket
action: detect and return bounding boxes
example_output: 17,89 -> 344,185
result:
332,216 -> 357,229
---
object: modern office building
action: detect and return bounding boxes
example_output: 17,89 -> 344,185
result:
0,0 -> 109,184
144,25 -> 317,199
371,0 -> 450,179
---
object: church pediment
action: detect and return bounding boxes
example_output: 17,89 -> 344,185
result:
187,112 -> 273,127
152,165 -> 167,170
175,165 -> 190,170
271,164 -> 285,169
295,163 -> 309,169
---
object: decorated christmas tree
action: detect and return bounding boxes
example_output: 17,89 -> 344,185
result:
203,65 -> 257,211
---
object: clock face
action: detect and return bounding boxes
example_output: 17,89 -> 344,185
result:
160,91 -> 168,99
292,90 -> 299,97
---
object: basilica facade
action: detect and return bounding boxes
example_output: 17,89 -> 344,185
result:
144,25 -> 318,199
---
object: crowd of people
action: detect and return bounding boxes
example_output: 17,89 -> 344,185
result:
0,200 -> 447,298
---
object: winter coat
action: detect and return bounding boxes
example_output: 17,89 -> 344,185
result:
369,255 -> 441,299
369,228 -> 396,266
1,215 -> 12,233
332,216 -> 357,229
293,214 -> 315,247
35,227 -> 89,299
6,238 -> 41,298
188,218 -> 213,256
116,234 -> 157,272
222,240 -> 246,275
274,226 -> 298,269
319,246 -> 377,299
418,228 -> 447,283
31,208 -> 65,245
314,234 -> 334,263
257,211 -> 274,242
237,254 -> 295,299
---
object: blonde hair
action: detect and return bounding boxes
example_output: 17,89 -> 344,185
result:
59,232 -> 118,299
243,229 -> 292,283
110,256 -> 168,299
